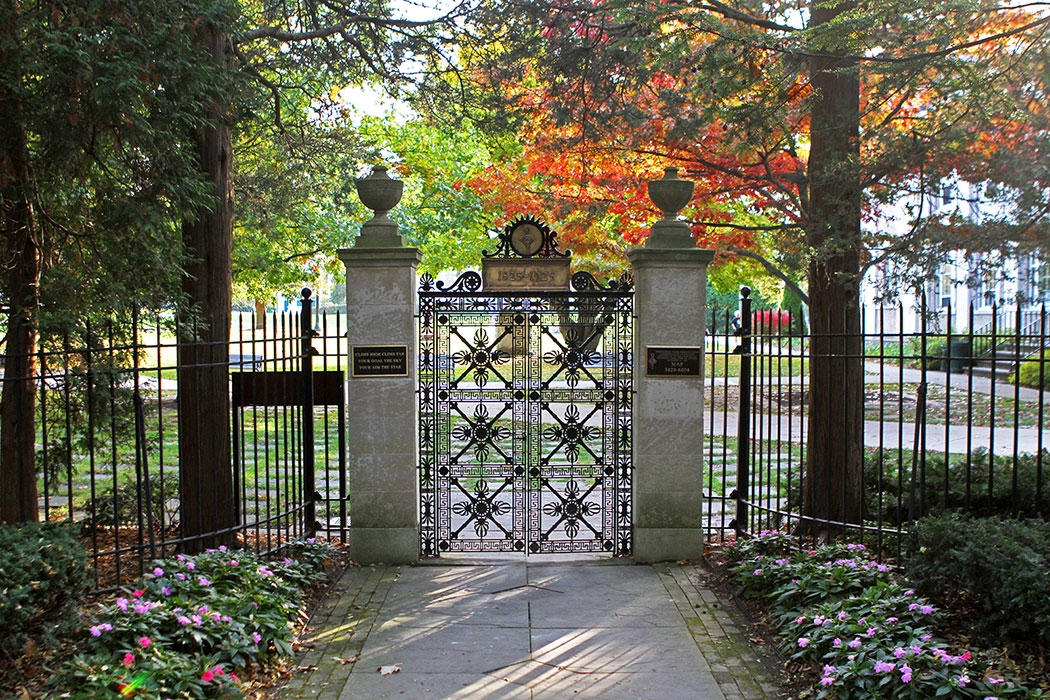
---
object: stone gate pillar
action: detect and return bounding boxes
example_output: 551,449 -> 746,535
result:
626,168 -> 715,562
338,166 -> 420,564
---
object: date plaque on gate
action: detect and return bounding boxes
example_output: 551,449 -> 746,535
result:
351,344 -> 408,377
645,346 -> 702,377
482,257 -> 571,291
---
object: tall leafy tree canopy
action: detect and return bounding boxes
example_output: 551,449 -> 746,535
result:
456,0 -> 1050,531
463,0 -> 1050,292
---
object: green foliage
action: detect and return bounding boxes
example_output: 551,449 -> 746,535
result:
84,474 -> 180,530
724,531 -> 1042,699
864,448 -> 1050,525
0,522 -> 88,653
908,513 -> 1050,646
10,0 -> 237,319
1011,350 -> 1050,390
51,539 -> 334,698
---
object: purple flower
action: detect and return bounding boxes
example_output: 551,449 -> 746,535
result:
957,675 -> 970,687
186,561 -> 196,571
832,638 -> 842,647
115,598 -> 129,612
153,567 -> 164,577
176,573 -> 186,581
798,638 -> 810,648
893,647 -> 907,659
198,576 -> 211,587
900,664 -> 913,683
866,627 -> 878,637
252,631 -> 262,644
920,605 -> 934,615
874,660 -> 896,674
161,586 -> 173,597
837,611 -> 848,621
177,615 -> 192,626
848,638 -> 862,649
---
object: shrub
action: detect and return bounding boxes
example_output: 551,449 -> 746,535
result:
1011,349 -> 1050,390
863,448 -> 1050,524
752,309 -> 793,335
908,513 -> 1050,645
84,473 -> 180,529
0,522 -> 88,653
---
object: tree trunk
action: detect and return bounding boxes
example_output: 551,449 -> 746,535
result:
177,21 -> 236,552
803,0 -> 865,536
254,299 -> 266,328
0,5 -> 41,524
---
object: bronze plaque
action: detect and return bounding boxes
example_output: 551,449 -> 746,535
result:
351,345 -> 409,377
482,257 -> 571,291
645,346 -> 702,377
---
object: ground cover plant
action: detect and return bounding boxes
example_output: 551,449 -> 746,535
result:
907,513 -> 1050,647
722,530 -> 1044,699
8,538 -> 338,699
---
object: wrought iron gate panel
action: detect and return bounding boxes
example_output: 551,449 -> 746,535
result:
419,271 -> 633,556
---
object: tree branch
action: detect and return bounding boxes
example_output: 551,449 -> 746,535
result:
725,245 -> 809,305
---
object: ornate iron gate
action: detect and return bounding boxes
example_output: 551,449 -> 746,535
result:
418,221 -> 633,556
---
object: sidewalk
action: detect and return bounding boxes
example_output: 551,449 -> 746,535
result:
277,556 -> 785,700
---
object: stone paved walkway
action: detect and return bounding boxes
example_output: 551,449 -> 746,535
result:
276,556 -> 785,700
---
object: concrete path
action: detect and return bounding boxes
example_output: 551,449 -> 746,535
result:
707,409 -> 1049,454
277,556 -> 784,700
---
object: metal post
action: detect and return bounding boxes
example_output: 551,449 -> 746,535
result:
734,286 -> 752,538
301,288 -> 317,536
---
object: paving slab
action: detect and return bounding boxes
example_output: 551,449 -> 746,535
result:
277,557 -> 787,700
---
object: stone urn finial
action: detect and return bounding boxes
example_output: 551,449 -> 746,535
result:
354,165 -> 405,247
645,167 -> 695,249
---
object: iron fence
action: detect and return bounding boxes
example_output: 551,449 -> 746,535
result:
2,290 -> 347,593
705,290 -> 1049,561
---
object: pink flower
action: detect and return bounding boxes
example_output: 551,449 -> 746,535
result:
123,652 -> 135,667
874,660 -> 896,674
201,669 -> 214,683
132,590 -> 144,598
214,666 -> 224,676
138,636 -> 152,648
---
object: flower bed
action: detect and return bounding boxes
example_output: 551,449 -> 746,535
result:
47,539 -> 336,699
722,530 -> 1044,699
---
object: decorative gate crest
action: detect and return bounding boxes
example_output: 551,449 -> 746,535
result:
418,218 -> 634,556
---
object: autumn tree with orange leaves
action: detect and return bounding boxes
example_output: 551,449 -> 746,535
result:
458,0 -> 1050,534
